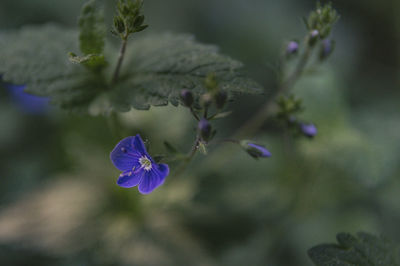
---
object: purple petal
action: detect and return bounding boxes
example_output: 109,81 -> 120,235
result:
110,137 -> 142,171
132,134 -> 148,156
300,123 -> 317,138
138,163 -> 169,194
117,170 -> 144,188
5,84 -> 49,114
247,143 -> 272,157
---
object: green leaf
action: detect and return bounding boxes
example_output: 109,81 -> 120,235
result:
78,0 -> 105,55
0,24 -> 104,112
111,33 -> 263,111
308,232 -> 400,266
0,26 -> 262,113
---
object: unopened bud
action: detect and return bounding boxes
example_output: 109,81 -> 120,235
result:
198,118 -> 212,142
319,39 -> 334,60
180,89 -> 194,107
309,30 -> 319,46
286,41 -> 299,55
300,123 -> 317,138
240,140 -> 271,159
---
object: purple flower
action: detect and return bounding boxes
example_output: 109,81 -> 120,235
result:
198,118 -> 212,141
286,41 -> 299,55
320,39 -> 334,59
240,140 -> 271,159
4,83 -> 49,114
300,123 -> 317,138
110,134 -> 169,194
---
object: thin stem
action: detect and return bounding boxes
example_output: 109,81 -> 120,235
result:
173,135 -> 201,177
233,42 -> 313,138
190,107 -> 200,121
112,38 -> 128,84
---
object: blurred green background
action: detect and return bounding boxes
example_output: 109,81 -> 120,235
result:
1,0 -> 400,265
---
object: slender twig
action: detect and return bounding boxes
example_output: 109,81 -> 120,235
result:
233,42 -> 313,138
112,38 -> 128,84
190,107 -> 200,121
173,135 -> 201,177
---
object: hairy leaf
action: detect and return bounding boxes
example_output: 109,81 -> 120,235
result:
0,24 -> 103,111
1,25 -> 262,113
308,232 -> 400,266
110,33 -> 263,111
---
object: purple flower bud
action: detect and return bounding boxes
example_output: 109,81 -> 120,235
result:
309,30 -> 320,46
286,41 -> 299,55
310,30 -> 319,38
300,123 -> 317,138
198,118 -> 212,141
320,39 -> 334,60
240,140 -> 271,159
180,89 -> 194,107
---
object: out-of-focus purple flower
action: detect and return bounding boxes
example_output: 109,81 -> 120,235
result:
240,140 -> 271,159
4,83 -> 49,114
198,118 -> 212,141
310,30 -> 319,38
286,41 -> 299,55
300,123 -> 317,138
320,39 -> 334,60
110,134 -> 169,194
180,89 -> 194,107
309,30 -> 320,46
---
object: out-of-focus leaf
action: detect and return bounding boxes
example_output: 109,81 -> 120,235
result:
308,232 -> 400,266
110,33 -> 263,111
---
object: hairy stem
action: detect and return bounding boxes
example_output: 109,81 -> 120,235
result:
233,43 -> 313,138
112,38 -> 128,84
173,135 -> 201,177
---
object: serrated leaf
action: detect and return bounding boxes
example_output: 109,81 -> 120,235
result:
0,24 -> 104,112
79,0 -> 105,55
110,33 -> 263,111
308,232 -> 400,266
1,26 -> 262,113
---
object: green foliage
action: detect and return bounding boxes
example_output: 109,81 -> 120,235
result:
112,0 -> 148,39
304,2 -> 340,39
0,24 -> 100,110
308,232 -> 400,266
0,25 -> 262,113
72,0 -> 107,71
110,33 -> 263,111
79,0 -> 105,55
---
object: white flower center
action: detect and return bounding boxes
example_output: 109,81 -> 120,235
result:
139,156 -> 152,171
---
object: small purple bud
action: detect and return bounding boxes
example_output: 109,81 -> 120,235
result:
240,140 -> 271,159
180,89 -> 194,107
300,123 -> 317,138
198,118 -> 212,141
320,39 -> 334,60
310,30 -> 319,38
309,30 -> 320,46
286,41 -> 299,55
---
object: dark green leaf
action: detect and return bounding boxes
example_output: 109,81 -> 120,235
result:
1,27 -> 262,113
308,232 -> 400,266
0,24 -> 105,112
111,33 -> 263,111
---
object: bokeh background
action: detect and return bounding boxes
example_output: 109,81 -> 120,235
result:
1,0 -> 400,265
